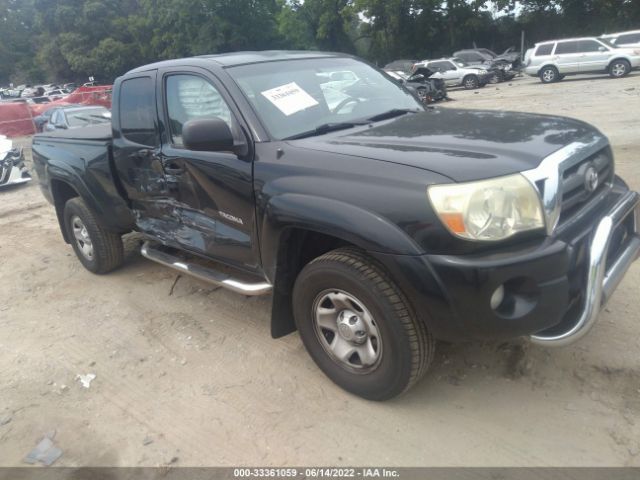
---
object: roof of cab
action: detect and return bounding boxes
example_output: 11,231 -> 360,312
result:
124,50 -> 350,75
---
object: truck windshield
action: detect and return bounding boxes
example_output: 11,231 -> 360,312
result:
228,57 -> 423,140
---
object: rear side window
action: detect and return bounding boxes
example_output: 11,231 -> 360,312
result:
535,44 -> 554,56
119,77 -> 157,146
555,41 -> 579,54
429,61 -> 454,71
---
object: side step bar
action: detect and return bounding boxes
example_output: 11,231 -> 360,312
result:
140,241 -> 273,296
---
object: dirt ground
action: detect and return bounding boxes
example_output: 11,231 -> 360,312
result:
1,73 -> 639,468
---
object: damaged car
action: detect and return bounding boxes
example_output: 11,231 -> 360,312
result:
414,57 -> 492,89
0,135 -> 31,188
385,67 -> 449,104
454,48 -> 522,82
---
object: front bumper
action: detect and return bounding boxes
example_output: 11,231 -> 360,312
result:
373,186 -> 640,344
531,190 -> 640,346
0,147 -> 31,188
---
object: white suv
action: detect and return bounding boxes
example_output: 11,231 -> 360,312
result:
524,36 -> 640,83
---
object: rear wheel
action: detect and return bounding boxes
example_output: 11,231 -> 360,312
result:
63,198 -> 124,274
540,66 -> 559,83
463,75 -> 479,89
609,59 -> 631,78
292,248 -> 435,400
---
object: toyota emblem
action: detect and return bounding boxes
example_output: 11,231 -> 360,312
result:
584,166 -> 599,193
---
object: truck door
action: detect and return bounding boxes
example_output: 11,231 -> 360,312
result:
111,72 -> 173,230
156,68 -> 260,272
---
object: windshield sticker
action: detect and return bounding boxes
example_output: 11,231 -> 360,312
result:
261,82 -> 319,116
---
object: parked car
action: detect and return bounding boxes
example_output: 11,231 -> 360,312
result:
44,88 -> 70,101
33,104 -> 83,132
453,48 -> 519,82
44,106 -> 111,131
385,68 -> 449,104
601,30 -> 640,48
414,57 -> 492,89
32,51 -> 640,400
524,37 -> 640,83
0,135 -> 31,188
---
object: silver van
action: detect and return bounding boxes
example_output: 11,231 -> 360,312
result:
524,36 -> 640,83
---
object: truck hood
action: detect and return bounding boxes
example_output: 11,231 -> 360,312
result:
289,108 -> 602,182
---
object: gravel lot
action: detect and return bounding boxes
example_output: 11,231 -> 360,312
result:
1,73 -> 639,467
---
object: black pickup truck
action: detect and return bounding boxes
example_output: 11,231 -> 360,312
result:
32,51 -> 640,400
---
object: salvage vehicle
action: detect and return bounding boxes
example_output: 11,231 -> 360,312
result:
453,48 -> 519,82
414,57 -> 492,89
385,68 -> 449,104
32,51 -> 640,400
524,37 -> 640,83
0,135 -> 31,188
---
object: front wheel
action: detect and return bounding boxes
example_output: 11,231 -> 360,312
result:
463,75 -> 479,89
63,197 -> 124,274
292,248 -> 435,400
609,59 -> 631,78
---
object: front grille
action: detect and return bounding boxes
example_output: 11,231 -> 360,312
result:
558,148 -> 614,224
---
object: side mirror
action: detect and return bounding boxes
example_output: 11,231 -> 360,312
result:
598,46 -> 607,52
182,117 -> 234,152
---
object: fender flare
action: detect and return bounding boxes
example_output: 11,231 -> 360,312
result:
260,193 -> 423,279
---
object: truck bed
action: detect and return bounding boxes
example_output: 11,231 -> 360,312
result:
31,123 -> 134,235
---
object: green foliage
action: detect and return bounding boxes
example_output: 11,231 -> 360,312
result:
1,0 -> 639,84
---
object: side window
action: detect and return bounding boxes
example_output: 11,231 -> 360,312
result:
578,40 -> 604,52
119,77 -> 157,147
165,74 -> 233,146
443,62 -> 456,71
535,44 -> 554,56
50,111 -> 60,125
618,33 -> 640,44
555,41 -> 579,54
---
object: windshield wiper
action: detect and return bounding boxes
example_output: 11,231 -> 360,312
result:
365,108 -> 420,122
284,121 -> 370,140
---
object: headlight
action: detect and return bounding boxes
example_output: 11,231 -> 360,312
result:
478,69 -> 488,75
427,174 -> 545,241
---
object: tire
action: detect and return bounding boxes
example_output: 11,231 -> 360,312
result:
540,66 -> 559,83
292,248 -> 435,400
63,197 -> 124,274
462,75 -> 479,89
609,59 -> 631,78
